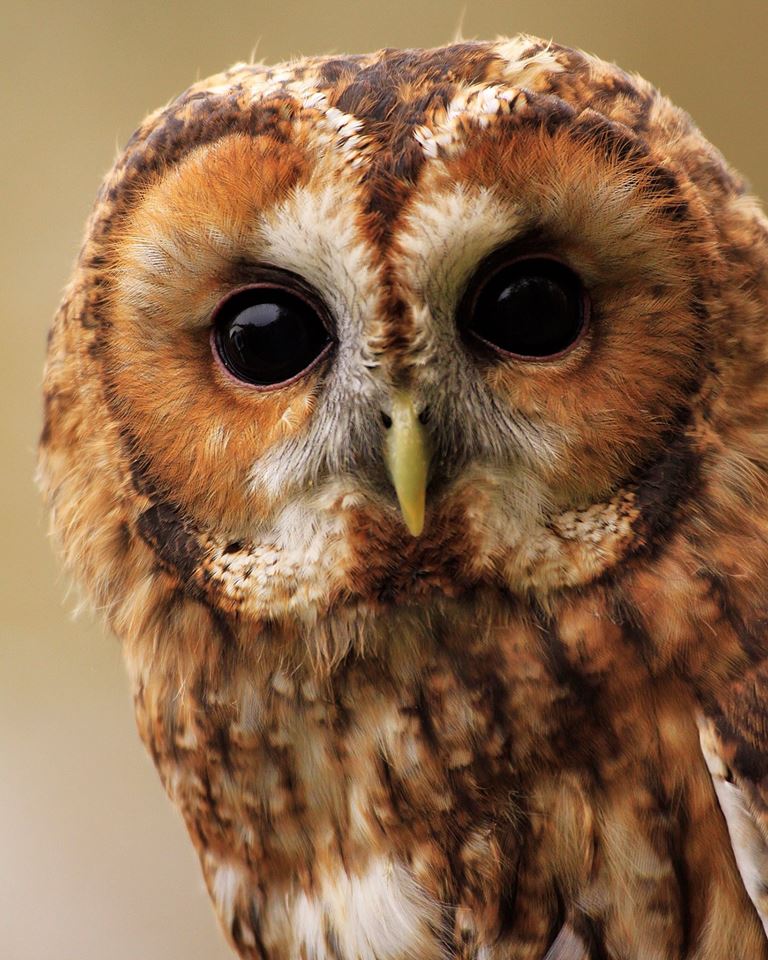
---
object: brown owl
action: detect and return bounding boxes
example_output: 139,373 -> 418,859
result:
39,35 -> 768,959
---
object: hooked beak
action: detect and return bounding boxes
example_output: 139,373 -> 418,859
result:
382,390 -> 430,537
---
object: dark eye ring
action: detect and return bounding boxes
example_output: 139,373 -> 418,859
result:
458,252 -> 590,361
211,277 -> 334,389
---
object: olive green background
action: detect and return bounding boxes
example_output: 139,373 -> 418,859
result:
3,0 -> 768,957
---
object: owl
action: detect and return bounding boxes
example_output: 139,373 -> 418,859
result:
39,34 -> 768,959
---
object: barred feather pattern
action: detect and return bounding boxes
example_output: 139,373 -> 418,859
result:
40,35 -> 768,958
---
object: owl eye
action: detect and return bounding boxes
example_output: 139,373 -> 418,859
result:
212,284 -> 332,387
461,256 -> 589,359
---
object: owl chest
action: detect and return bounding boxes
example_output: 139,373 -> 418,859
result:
137,616 -> 765,960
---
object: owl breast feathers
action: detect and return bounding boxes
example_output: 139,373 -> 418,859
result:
40,35 -> 768,959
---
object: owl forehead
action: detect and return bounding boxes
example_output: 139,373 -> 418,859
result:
185,38 -> 566,241
100,33 -> 729,359
113,38 -> 689,367
115,54 -> 702,399
117,38 -> 573,249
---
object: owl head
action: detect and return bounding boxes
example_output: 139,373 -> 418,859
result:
39,36 -> 768,657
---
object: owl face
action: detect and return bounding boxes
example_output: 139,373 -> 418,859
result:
62,36 -> 725,633
42,36 -> 755,636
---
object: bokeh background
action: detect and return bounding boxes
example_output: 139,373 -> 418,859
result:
3,0 -> 768,957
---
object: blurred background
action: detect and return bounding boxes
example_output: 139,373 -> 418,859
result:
3,0 -> 768,957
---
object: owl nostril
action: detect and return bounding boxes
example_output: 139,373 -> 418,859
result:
381,406 -> 430,428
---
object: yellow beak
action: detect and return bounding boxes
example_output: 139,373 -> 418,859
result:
383,390 -> 430,537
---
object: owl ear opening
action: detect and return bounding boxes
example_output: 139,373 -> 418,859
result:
382,390 -> 430,537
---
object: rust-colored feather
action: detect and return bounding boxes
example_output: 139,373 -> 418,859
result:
40,36 -> 768,959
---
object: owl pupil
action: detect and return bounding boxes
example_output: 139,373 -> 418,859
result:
213,286 -> 331,387
466,257 -> 587,358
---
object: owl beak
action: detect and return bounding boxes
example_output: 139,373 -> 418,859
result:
382,390 -> 430,537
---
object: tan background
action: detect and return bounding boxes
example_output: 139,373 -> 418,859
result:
3,0 -> 768,957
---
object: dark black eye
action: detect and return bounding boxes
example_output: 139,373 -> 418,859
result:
461,256 -> 588,359
212,284 -> 332,387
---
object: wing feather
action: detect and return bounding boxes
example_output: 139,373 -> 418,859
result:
699,659 -> 768,935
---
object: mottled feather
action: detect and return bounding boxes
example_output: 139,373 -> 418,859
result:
40,36 -> 768,959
